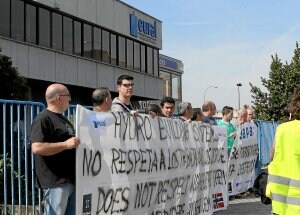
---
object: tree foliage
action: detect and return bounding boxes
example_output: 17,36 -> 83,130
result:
0,49 -> 31,100
250,42 -> 300,122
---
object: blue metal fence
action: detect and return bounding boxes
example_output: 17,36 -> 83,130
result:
0,99 -> 278,215
1,99 -> 45,215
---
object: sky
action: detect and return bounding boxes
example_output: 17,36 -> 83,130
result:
122,0 -> 300,110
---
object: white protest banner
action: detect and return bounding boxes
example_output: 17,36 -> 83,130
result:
228,122 -> 258,195
75,105 -> 228,215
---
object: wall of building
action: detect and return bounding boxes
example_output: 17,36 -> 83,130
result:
36,0 -> 162,49
0,0 -> 164,101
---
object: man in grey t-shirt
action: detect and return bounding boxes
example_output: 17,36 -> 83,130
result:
111,75 -> 138,115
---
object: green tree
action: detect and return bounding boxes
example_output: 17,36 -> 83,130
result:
0,49 -> 31,100
0,49 -> 31,204
250,42 -> 300,122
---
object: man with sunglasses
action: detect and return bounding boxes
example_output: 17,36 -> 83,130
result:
111,75 -> 138,115
31,83 -> 80,215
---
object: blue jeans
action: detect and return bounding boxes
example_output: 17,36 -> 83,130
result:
42,183 -> 75,215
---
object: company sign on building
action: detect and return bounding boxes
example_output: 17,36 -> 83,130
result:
130,11 -> 157,45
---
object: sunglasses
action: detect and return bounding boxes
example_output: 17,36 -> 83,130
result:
122,83 -> 134,88
59,94 -> 71,97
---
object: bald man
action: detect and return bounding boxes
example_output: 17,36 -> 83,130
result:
31,83 -> 80,215
237,107 -> 248,125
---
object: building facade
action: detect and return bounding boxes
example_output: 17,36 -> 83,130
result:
0,0 -> 164,105
159,54 -> 183,101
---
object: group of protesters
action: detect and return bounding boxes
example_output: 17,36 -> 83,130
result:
85,76 -> 300,215
30,73 -> 260,214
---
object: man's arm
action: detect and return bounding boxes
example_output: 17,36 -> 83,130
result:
31,137 -> 80,156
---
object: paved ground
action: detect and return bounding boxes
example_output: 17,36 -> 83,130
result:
214,194 -> 272,215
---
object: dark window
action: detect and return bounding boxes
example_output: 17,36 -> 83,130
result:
39,8 -> 50,47
52,13 -> 62,51
147,47 -> 153,74
126,39 -> 133,70
63,16 -> 73,54
134,42 -> 140,71
111,34 -> 117,65
141,45 -> 146,73
11,0 -> 24,41
26,4 -> 36,44
0,0 -> 10,37
74,21 -> 82,56
118,36 -> 126,67
153,49 -> 158,77
93,27 -> 101,60
102,30 -> 110,63
83,24 -> 92,58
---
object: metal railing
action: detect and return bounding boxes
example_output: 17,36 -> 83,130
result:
1,99 -> 45,215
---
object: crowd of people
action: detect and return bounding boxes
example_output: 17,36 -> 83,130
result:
31,74 -> 294,215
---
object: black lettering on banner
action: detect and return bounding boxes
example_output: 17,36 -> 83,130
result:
111,111 -> 121,138
167,149 -> 179,170
96,187 -> 130,214
187,199 -> 201,215
139,149 -> 147,172
237,159 -> 256,176
169,203 -> 185,215
192,123 -> 200,142
151,150 -> 158,172
83,148 -> 101,176
155,180 -> 168,204
205,125 -> 212,142
239,144 -> 259,158
202,197 -> 211,213
133,150 -> 141,173
239,125 -> 255,140
158,117 -> 167,140
191,122 -> 221,144
134,115 -> 145,141
173,120 -> 181,139
135,181 -> 157,208
228,164 -> 235,177
213,169 -> 226,186
111,112 -> 153,141
143,115 -> 152,140
127,150 -> 134,174
230,147 -> 239,159
160,149 -> 166,171
111,148 -> 120,174
187,197 -> 211,214
146,149 -> 153,172
118,149 -> 126,173
118,113 -> 137,141
165,119 -> 174,139
179,122 -> 189,142
152,203 -> 185,215
190,170 -> 227,192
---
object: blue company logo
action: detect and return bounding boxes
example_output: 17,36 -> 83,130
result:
130,12 -> 156,39
92,120 -> 106,128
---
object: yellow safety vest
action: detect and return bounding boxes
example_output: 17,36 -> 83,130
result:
266,120 -> 300,215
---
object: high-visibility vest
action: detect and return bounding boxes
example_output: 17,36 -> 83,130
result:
266,120 -> 300,215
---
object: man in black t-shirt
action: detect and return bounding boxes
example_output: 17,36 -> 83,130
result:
31,83 -> 80,215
